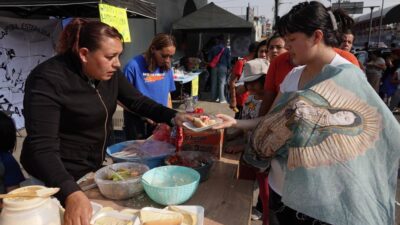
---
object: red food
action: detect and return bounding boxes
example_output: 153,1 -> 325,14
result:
152,123 -> 171,142
167,154 -> 210,168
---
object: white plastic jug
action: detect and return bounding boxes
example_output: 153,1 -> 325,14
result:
0,185 -> 64,225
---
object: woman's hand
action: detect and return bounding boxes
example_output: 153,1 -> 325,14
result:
64,191 -> 92,225
173,112 -> 194,126
213,114 -> 237,129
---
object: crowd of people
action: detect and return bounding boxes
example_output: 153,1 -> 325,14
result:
1,1 -> 400,225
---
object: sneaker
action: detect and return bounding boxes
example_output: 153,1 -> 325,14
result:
215,98 -> 220,102
251,207 -> 262,221
219,100 -> 227,104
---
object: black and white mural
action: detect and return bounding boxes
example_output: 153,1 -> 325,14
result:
0,17 -> 61,129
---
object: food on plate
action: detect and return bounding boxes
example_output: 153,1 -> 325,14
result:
107,168 -> 141,181
167,206 -> 198,225
191,115 -> 217,128
94,216 -> 133,225
140,208 -> 183,225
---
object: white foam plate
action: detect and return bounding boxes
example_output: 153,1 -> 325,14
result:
90,210 -> 139,225
183,118 -> 222,132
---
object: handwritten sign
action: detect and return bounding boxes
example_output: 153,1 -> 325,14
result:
99,3 -> 131,42
191,76 -> 199,97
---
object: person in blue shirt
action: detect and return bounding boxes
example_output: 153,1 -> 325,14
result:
207,35 -> 231,103
123,33 -> 176,140
0,111 -> 25,194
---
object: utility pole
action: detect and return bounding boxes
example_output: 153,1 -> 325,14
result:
377,0 -> 384,46
274,0 -> 279,26
367,6 -> 380,48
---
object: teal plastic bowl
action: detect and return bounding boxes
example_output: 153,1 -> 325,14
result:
141,165 -> 200,205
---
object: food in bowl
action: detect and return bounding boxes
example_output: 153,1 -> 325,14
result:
107,167 -> 141,181
107,140 -> 175,168
95,162 -> 149,200
165,151 -> 214,182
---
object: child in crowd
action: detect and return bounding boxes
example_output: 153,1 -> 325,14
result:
0,111 -> 25,194
225,58 -> 268,154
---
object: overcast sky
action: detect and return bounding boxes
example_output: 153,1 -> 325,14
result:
213,0 -> 400,22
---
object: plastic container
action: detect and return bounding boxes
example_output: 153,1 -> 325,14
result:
141,165 -> 200,205
95,162 -> 149,200
165,151 -> 215,182
107,140 -> 175,168
0,185 -> 63,225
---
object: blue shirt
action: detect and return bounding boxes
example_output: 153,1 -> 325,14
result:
0,151 -> 25,193
124,55 -> 175,106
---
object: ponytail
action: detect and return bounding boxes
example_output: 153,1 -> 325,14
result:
56,18 -> 88,55
56,18 -> 122,56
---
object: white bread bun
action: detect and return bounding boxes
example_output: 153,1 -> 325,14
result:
140,208 -> 183,225
192,117 -> 206,128
167,206 -> 198,225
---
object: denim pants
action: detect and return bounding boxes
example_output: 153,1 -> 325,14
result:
210,65 -> 227,102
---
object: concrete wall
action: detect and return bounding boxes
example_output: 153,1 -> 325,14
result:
120,18 -> 155,67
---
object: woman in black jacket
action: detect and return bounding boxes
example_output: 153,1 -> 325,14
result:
21,18 -> 191,225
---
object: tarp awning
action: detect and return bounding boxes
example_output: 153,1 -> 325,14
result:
354,4 -> 400,25
0,0 -> 157,19
173,2 -> 252,31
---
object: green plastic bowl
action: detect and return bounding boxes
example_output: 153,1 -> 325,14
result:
141,165 -> 200,205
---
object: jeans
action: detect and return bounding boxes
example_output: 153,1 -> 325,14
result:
210,65 -> 227,102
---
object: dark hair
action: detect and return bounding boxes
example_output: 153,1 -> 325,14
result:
277,1 -> 354,47
342,29 -> 355,42
0,111 -> 16,152
57,18 -> 123,55
255,40 -> 268,58
267,33 -> 284,48
248,42 -> 259,54
244,75 -> 266,90
144,33 -> 177,72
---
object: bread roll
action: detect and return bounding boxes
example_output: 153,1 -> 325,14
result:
192,117 -> 206,128
140,208 -> 183,225
167,206 -> 198,225
142,218 -> 181,225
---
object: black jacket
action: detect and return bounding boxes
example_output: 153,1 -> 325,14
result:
21,53 -> 176,202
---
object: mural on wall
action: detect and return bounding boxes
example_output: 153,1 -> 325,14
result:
0,17 -> 61,129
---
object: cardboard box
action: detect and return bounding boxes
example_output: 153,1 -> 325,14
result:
182,128 -> 224,159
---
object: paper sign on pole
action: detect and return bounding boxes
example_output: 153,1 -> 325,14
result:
99,3 -> 131,42
191,76 -> 199,97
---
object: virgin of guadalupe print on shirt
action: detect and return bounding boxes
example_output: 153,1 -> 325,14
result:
248,64 -> 400,225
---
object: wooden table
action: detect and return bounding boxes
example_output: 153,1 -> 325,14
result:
85,157 -> 254,225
